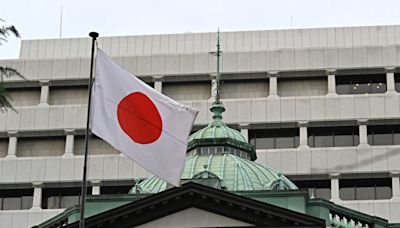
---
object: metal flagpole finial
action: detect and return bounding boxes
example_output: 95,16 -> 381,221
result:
89,32 -> 99,39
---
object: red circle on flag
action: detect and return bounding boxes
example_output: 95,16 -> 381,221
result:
117,92 -> 163,144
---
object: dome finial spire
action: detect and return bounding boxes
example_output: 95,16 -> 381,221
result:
215,29 -> 221,104
210,29 -> 225,121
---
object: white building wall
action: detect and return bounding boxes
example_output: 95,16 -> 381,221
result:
1,26 -> 400,227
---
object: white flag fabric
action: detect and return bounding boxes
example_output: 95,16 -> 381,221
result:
91,49 -> 198,186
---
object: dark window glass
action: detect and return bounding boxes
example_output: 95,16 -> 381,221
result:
21,196 -> 33,209
42,187 -> 91,209
339,178 -> 392,200
249,128 -> 299,149
292,180 -> 331,200
356,186 -> 375,200
0,188 -> 33,210
308,126 -> 359,147
314,135 -> 334,147
335,134 -> 354,147
46,196 -> 60,209
336,84 -> 353,94
101,186 -> 132,195
376,186 -> 392,199
336,74 -> 386,94
339,187 -> 356,200
395,73 -> 400,92
3,197 -> 21,210
368,125 -> 400,145
316,188 -> 331,200
393,133 -> 400,145
60,196 -> 80,208
275,137 -> 294,149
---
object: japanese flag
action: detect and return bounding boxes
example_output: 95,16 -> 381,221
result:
91,49 -> 198,186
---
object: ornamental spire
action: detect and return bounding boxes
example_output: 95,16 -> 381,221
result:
215,29 -> 221,103
210,29 -> 225,122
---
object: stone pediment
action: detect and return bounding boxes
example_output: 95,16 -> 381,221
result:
64,182 -> 325,228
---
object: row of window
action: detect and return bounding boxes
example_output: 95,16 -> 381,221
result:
250,124 -> 400,149
0,178 -> 393,210
0,185 -> 132,210
293,178 -> 392,201
1,124 -> 400,158
5,73 -> 400,107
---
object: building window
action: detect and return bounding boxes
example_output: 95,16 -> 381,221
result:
308,126 -> 359,147
292,180 -> 331,200
339,178 -> 392,200
336,74 -> 386,95
222,79 -> 269,98
0,188 -> 33,210
101,185 -> 133,195
278,77 -> 327,97
249,128 -> 299,149
49,86 -> 88,105
395,73 -> 400,92
163,81 -> 211,101
6,87 -> 41,106
0,138 -> 8,158
17,137 -> 65,157
368,125 -> 400,146
74,135 -> 119,155
42,187 -> 91,209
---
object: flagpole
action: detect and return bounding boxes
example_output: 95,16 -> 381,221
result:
79,31 -> 99,228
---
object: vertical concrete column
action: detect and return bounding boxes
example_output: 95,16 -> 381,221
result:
91,181 -> 101,195
298,122 -> 309,148
64,129 -> 75,157
385,67 -> 396,94
39,80 -> 50,106
6,131 -> 18,159
239,123 -> 250,143
326,69 -> 337,96
330,173 -> 341,202
358,121 -> 368,145
268,71 -> 278,97
391,171 -> 400,199
152,75 -> 163,93
31,182 -> 44,211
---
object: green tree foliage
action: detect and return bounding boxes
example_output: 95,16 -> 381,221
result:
0,18 -> 24,111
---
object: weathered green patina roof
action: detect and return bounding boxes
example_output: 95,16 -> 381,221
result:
187,102 -> 257,160
188,103 -> 246,143
129,154 -> 298,194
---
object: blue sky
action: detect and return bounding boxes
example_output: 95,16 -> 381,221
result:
2,0 -> 400,59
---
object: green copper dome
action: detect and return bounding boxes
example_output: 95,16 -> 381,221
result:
187,102 -> 257,160
130,154 -> 298,194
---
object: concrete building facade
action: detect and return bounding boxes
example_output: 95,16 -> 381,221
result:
0,25 -> 400,227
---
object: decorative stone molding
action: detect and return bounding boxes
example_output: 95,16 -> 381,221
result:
6,131 -> 19,159
39,80 -> 50,107
90,180 -> 102,195
267,71 -> 279,98
152,76 -> 164,93
31,182 -> 45,211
